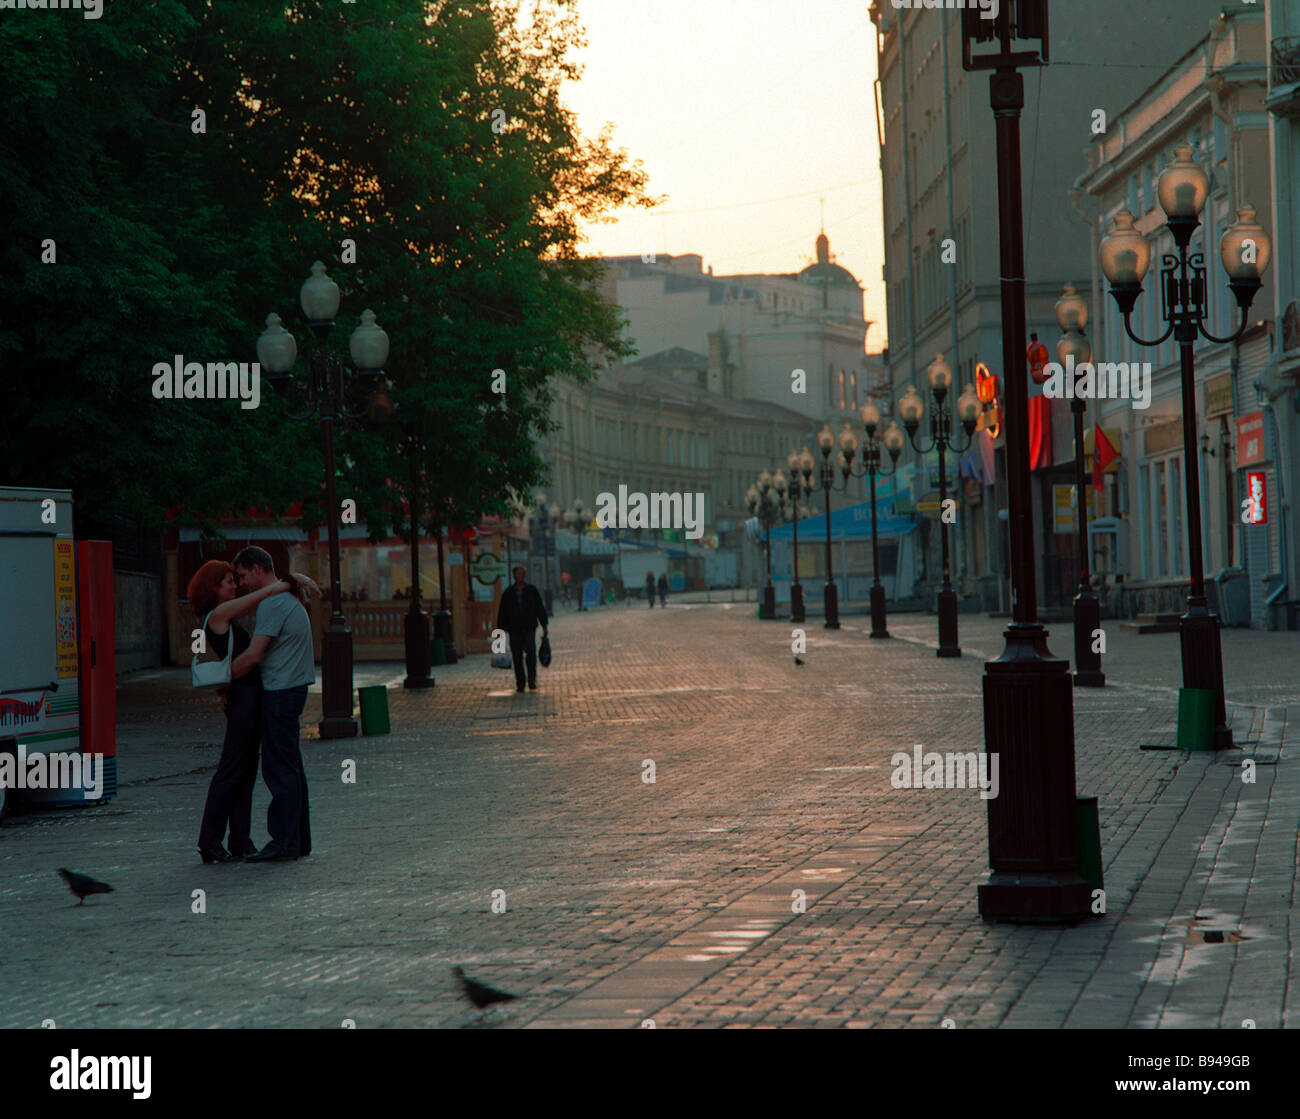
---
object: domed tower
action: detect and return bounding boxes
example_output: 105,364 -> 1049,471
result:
799,230 -> 861,310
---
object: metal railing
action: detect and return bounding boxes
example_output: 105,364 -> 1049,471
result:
1271,35 -> 1300,87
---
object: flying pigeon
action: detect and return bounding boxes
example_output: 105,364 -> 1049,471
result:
57,868 -> 113,905
453,966 -> 518,1009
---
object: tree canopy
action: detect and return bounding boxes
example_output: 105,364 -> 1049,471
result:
0,0 -> 658,542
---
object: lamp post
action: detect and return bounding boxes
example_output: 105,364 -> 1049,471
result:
256,262 -> 393,738
849,403 -> 904,638
748,473 -> 785,619
813,425 -> 846,629
564,499 -> 588,610
1099,144 -> 1272,749
785,448 -> 814,624
897,356 -> 979,656
530,494 -> 557,615
1055,284 -> 1105,687
964,2 -> 1093,923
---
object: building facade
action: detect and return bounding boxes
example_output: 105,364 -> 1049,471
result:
869,0 -> 1240,611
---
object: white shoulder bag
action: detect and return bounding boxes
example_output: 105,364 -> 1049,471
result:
191,611 -> 234,688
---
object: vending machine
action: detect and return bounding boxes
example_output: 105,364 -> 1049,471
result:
0,486 -> 116,814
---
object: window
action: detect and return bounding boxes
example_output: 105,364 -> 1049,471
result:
838,370 -> 846,409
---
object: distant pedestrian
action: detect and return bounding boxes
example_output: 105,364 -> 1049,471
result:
657,573 -> 668,607
496,565 -> 549,693
645,572 -> 656,608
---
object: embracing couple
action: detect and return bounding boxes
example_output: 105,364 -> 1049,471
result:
186,546 -> 320,864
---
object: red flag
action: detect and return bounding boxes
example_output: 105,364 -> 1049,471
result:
1093,425 -> 1119,490
1028,396 -> 1053,469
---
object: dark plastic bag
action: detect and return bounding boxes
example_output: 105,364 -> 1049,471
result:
538,635 -> 552,667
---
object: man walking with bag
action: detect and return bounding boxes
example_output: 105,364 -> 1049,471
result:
230,546 -> 316,861
496,565 -> 549,693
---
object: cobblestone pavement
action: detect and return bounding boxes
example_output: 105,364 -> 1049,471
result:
0,604 -> 1296,1029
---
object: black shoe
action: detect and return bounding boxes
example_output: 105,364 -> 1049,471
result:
229,843 -> 259,859
528,682 -> 537,690
516,685 -> 525,693
245,847 -> 298,862
198,846 -> 234,864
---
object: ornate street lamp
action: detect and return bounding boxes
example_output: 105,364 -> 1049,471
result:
563,499 -> 588,610
257,263 -> 393,736
1055,284 -> 1104,687
813,424 -> 849,629
841,402 -> 905,638
748,473 -> 786,619
897,355 -> 979,656
1100,142 -> 1272,748
529,493 -> 557,615
785,447 -> 816,624
964,2 -> 1094,924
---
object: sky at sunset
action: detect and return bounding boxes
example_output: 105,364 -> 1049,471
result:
561,0 -> 888,347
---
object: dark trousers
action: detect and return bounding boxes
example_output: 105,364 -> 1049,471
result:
508,628 -> 537,689
198,684 -> 260,851
647,588 -> 655,607
260,684 -> 310,856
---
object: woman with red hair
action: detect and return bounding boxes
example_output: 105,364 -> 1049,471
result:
187,559 -> 318,863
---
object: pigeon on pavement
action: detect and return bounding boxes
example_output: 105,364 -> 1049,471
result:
57,868 -> 113,905
454,966 -> 518,1009
794,656 -> 806,666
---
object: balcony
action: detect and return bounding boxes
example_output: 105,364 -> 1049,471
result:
1266,35 -> 1300,118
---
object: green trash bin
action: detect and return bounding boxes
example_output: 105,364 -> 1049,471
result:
1177,687 -> 1215,751
1075,795 -> 1103,896
358,685 -> 391,735
431,637 -> 446,666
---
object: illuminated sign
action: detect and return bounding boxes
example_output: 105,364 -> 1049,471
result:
1244,471 -> 1267,524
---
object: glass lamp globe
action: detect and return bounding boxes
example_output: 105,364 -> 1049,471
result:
898,385 -> 924,429
926,354 -> 953,398
816,423 -> 834,458
838,423 -> 859,459
957,384 -> 981,430
1054,283 -> 1088,333
758,469 -> 772,493
1099,209 -> 1151,287
1220,205 -> 1272,282
1057,331 -> 1092,367
772,469 -> 788,496
349,309 -> 390,373
256,313 -> 297,377
799,448 -> 815,478
299,260 -> 341,324
883,421 -> 905,458
860,399 -> 881,435
1156,143 -> 1210,221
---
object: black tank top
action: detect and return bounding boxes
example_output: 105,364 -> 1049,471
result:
204,620 -> 259,688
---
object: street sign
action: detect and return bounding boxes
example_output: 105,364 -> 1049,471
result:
471,551 -> 506,586
1236,411 -> 1266,467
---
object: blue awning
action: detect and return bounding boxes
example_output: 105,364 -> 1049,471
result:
769,489 -> 916,541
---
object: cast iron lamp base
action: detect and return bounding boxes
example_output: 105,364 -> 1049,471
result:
1071,587 -> 1105,688
1180,599 -> 1232,749
978,623 -> 1093,923
791,583 -> 805,624
319,623 -> 359,739
936,588 -> 961,657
